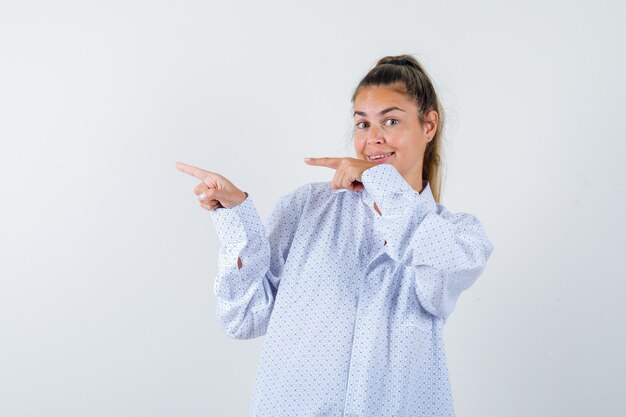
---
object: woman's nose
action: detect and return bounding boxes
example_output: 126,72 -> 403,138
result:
367,125 -> 384,145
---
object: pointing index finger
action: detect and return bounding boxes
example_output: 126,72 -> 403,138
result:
175,161 -> 214,181
304,157 -> 341,169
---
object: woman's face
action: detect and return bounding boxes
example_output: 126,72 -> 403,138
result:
353,83 -> 437,190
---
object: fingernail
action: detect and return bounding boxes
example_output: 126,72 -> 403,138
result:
303,158 -> 311,162
199,192 -> 207,201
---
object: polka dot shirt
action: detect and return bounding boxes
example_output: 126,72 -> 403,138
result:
208,163 -> 494,417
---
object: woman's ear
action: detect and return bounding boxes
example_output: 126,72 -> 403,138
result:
424,109 -> 439,138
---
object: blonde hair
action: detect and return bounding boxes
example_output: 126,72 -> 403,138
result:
351,54 -> 445,203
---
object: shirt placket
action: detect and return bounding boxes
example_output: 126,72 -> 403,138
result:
343,194 -> 384,416
342,246 -> 366,417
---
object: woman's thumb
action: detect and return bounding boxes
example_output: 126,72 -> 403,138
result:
198,187 -> 223,202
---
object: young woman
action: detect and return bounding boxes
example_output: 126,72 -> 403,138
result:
176,55 -> 494,417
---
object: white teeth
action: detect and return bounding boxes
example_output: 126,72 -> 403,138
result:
370,152 -> 393,160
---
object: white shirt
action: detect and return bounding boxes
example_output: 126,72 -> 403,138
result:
208,162 -> 494,416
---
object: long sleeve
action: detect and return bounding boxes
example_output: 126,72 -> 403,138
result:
207,185 -> 309,339
360,163 -> 494,321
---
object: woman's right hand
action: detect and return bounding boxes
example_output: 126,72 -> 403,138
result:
176,162 -> 248,211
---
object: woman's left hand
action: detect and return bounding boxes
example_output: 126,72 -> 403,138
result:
304,157 -> 377,192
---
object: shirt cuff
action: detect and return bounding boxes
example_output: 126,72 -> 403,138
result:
360,163 -> 437,216
361,163 -> 413,195
208,195 -> 266,244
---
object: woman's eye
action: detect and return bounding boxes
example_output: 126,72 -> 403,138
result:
385,118 -> 398,126
356,121 -> 367,129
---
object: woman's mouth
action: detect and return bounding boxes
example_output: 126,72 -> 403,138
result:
368,152 -> 394,163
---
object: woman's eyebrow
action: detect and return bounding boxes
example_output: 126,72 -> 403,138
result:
353,106 -> 406,117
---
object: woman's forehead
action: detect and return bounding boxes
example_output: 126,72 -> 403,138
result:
353,86 -> 415,114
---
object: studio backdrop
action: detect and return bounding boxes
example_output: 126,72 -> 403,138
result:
1,0 -> 624,416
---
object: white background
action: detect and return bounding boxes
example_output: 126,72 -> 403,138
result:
1,0 -> 624,416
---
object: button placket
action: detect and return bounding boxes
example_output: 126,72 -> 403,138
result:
342,225 -> 377,415
342,287 -> 364,413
